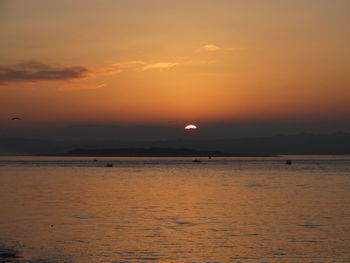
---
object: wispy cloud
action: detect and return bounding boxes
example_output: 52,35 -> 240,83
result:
197,44 -> 234,52
113,60 -> 177,72
96,67 -> 122,76
112,61 -> 146,69
0,61 -> 93,85
141,62 -> 177,71
126,61 -> 147,66
58,83 -> 107,91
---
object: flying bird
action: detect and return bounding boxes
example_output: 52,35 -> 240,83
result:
11,117 -> 22,120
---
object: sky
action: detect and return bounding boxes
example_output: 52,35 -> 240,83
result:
0,0 -> 349,135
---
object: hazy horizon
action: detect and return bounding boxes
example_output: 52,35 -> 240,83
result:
1,120 -> 350,141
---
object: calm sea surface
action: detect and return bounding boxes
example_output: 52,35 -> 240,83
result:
0,156 -> 349,263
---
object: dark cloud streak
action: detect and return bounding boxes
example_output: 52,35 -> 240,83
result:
0,61 -> 91,85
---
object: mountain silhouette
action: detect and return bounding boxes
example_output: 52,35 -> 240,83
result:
0,132 -> 349,155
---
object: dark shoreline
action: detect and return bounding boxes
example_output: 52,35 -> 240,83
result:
37,154 -> 275,157
36,147 -> 275,158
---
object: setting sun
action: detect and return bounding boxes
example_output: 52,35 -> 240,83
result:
184,124 -> 198,130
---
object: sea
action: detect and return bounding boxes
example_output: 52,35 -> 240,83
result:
0,155 -> 349,263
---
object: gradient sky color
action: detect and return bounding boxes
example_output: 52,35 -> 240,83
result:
0,0 -> 349,128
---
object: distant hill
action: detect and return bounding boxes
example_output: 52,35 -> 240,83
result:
155,132 -> 350,155
49,147 -> 267,157
0,132 -> 349,155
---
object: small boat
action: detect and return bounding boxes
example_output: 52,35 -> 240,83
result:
286,160 -> 292,165
192,159 -> 201,163
106,163 -> 113,167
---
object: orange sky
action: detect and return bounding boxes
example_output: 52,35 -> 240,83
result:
0,0 -> 349,127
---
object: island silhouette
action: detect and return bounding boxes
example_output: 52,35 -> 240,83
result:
45,147 -> 270,157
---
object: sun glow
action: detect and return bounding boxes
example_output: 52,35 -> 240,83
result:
184,124 -> 197,130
